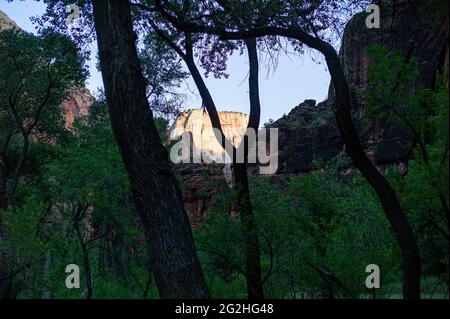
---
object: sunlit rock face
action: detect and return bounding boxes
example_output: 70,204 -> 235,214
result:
169,109 -> 249,223
169,109 -> 249,159
61,87 -> 95,127
0,10 -> 18,31
0,11 -> 94,128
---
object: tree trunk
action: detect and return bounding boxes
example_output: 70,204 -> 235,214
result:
179,34 -> 264,299
233,163 -> 264,299
234,38 -> 264,299
92,0 -> 209,298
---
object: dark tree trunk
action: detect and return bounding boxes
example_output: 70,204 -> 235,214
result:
177,33 -> 264,299
233,163 -> 264,299
91,0 -> 209,298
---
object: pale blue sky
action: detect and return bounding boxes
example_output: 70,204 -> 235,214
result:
1,0 -> 331,124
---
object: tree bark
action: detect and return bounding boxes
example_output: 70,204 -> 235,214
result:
92,0 -> 209,298
235,38 -> 264,299
0,217 -> 12,299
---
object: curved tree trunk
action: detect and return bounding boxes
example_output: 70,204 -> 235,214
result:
238,38 -> 264,299
92,0 -> 209,299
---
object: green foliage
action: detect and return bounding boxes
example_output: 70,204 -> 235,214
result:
365,44 -> 449,287
0,25 -> 180,299
2,198 -> 49,278
391,158 -> 449,278
3,108 -> 153,298
0,28 -> 87,212
42,111 -> 149,298
0,28 -> 87,137
2,2 -> 448,300
47,112 -> 129,211
195,171 -> 402,298
418,0 -> 450,28
365,44 -> 449,150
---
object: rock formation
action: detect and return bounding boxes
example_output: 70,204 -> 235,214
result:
271,99 -> 343,173
61,87 -> 95,127
169,109 -> 249,220
176,163 -> 232,227
271,1 -> 449,174
0,10 -> 94,128
0,10 -> 18,31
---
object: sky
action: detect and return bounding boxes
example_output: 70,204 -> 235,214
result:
1,0 -> 331,125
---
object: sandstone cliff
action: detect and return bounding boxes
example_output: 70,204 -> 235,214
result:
0,10 -> 17,31
169,109 -> 249,159
0,10 -> 94,127
61,87 -> 95,127
169,109 -> 249,220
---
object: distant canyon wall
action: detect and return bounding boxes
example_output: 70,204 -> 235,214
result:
168,110 -> 249,221
271,1 -> 449,174
169,2 -> 448,221
169,109 -> 249,159
0,10 -> 94,128
61,87 -> 94,127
